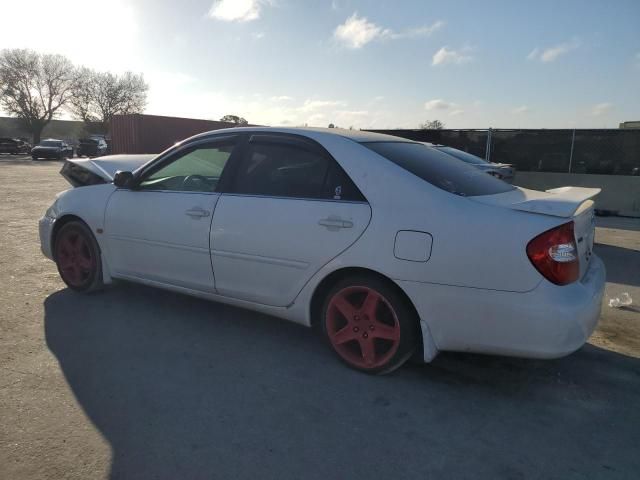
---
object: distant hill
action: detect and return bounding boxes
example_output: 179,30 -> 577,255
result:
0,117 -> 106,144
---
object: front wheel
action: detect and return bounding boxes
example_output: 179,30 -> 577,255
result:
321,275 -> 418,374
54,221 -> 103,292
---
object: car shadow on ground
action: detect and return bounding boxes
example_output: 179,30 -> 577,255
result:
44,284 -> 640,480
594,243 -> 640,287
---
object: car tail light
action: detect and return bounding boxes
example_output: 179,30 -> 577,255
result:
526,222 -> 579,285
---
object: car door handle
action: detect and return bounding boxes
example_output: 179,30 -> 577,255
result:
185,207 -> 210,218
318,217 -> 353,229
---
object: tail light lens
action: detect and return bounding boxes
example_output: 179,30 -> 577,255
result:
526,222 -> 579,285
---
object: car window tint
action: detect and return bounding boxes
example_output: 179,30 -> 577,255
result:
139,144 -> 234,193
322,163 -> 366,202
363,142 -> 515,197
232,142 -> 330,199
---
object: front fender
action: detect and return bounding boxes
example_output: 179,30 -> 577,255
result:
47,184 -> 117,282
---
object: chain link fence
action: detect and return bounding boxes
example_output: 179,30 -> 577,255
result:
369,129 -> 640,176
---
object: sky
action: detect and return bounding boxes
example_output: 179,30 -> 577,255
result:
1,0 -> 639,129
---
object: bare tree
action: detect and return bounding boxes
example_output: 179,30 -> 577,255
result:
220,114 -> 248,126
420,119 -> 445,130
68,69 -> 148,132
0,49 -> 75,144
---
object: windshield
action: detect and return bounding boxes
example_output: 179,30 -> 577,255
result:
39,141 -> 62,147
436,146 -> 489,165
363,142 -> 515,197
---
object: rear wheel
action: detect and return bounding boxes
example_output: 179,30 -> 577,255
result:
54,221 -> 103,292
321,275 -> 418,374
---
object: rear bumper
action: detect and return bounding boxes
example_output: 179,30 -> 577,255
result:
399,255 -> 606,361
32,150 -> 61,158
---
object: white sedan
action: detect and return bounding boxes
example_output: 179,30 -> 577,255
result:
39,128 -> 606,374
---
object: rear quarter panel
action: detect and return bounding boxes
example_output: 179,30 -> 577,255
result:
297,134 -> 562,293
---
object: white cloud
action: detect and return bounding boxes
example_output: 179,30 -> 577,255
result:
306,113 -> 327,125
526,48 -> 540,61
512,105 -> 530,114
333,13 -> 386,49
299,99 -> 346,112
333,13 -> 443,49
449,109 -> 464,116
270,95 -> 293,101
424,99 -> 452,110
591,102 -> 613,117
208,0 -> 270,22
432,46 -> 473,66
527,39 -> 580,62
388,20 -> 445,40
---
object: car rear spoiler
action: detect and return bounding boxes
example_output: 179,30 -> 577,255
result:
471,186 -> 601,218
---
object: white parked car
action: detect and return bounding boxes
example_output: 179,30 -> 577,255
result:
40,128 -> 605,374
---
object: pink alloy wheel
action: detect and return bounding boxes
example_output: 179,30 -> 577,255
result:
55,228 -> 96,287
326,286 -> 401,369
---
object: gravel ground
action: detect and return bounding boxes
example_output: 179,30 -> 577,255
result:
1,156 -> 640,480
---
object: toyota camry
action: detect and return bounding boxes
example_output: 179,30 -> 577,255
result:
39,128 -> 606,374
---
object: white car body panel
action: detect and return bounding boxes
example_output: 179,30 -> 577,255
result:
39,127 -> 606,364
104,190 -> 220,292
210,194 -> 371,306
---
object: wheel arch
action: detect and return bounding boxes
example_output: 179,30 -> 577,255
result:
51,214 -> 99,258
309,266 -> 434,361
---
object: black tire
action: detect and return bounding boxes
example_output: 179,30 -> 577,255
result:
32,156 -> 38,161
53,221 -> 104,293
321,274 -> 418,375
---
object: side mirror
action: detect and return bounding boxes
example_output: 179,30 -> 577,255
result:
113,170 -> 135,188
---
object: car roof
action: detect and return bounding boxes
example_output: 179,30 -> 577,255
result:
191,126 -> 416,144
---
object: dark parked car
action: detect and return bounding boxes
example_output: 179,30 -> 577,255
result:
76,137 -> 108,158
31,139 -> 74,160
0,138 -> 31,154
432,145 -> 515,182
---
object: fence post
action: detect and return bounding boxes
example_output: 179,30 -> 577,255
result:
568,128 -> 576,173
485,128 -> 492,162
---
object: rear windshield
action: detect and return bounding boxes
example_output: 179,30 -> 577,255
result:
436,146 -> 488,165
363,142 -> 515,197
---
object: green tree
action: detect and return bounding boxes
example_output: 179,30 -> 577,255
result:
0,49 -> 75,144
419,119 -> 445,129
220,114 -> 248,125
69,69 -> 148,133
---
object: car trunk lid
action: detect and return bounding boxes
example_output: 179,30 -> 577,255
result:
470,186 -> 599,279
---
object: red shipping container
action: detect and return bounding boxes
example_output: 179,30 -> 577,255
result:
110,114 -> 251,154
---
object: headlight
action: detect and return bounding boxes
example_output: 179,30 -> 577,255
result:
45,201 -> 58,219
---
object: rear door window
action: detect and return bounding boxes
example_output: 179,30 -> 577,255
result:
228,135 -> 365,201
363,142 -> 514,197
